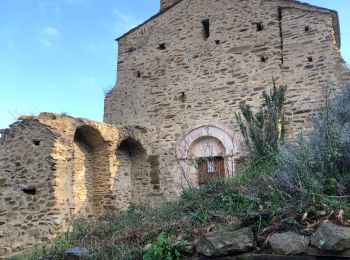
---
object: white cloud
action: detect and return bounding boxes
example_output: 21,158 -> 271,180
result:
39,27 -> 62,47
113,8 -> 142,35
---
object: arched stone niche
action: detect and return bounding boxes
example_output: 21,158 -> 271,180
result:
114,137 -> 161,208
72,125 -> 110,217
176,124 -> 237,187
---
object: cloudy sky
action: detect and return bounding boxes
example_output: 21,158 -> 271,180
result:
0,0 -> 349,129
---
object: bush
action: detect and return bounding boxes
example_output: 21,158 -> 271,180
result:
272,84 -> 350,205
235,80 -> 287,160
143,233 -> 188,260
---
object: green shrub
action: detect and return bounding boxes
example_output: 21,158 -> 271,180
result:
272,84 -> 350,207
143,233 -> 188,260
235,80 -> 287,160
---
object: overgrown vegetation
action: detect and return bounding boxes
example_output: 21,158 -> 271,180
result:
14,84 -> 350,259
235,79 -> 287,160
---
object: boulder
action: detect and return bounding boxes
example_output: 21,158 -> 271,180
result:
311,223 -> 350,252
64,247 -> 89,260
269,232 -> 309,255
196,227 -> 254,257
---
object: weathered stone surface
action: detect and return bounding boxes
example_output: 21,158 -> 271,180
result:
64,247 -> 89,260
269,232 -> 309,255
196,227 -> 255,256
310,223 -> 350,252
106,0 -> 350,195
0,113 -> 153,256
2,0 -> 350,257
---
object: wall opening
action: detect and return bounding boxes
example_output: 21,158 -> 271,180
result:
215,40 -> 220,45
188,136 -> 227,186
158,43 -> 166,50
260,56 -> 267,62
256,22 -> 263,31
21,186 -> 37,195
278,7 -> 282,21
148,155 -> 161,191
73,125 -> 109,217
177,125 -> 237,188
136,71 -> 141,78
305,26 -> 310,32
116,138 -> 150,204
33,140 -> 41,146
307,57 -> 313,62
278,7 -> 284,67
180,92 -> 186,102
202,19 -> 210,40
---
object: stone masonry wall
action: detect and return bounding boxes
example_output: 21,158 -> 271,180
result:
160,0 -> 181,11
0,113 -> 154,256
104,0 -> 350,198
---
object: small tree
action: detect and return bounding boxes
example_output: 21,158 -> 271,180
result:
235,79 -> 287,160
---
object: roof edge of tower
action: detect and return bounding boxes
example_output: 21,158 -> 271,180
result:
115,0 -> 340,48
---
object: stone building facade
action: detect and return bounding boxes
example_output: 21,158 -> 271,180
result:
104,0 -> 350,195
1,0 -> 350,256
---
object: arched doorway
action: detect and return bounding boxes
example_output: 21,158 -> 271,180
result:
189,136 -> 226,185
177,124 -> 237,187
73,125 -> 109,217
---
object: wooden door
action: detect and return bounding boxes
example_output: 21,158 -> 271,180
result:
198,157 -> 225,185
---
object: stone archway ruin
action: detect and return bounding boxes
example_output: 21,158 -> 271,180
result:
114,137 -> 154,206
72,125 -> 110,217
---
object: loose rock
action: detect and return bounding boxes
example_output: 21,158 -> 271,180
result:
269,232 -> 309,255
311,223 -> 350,252
196,227 -> 254,257
64,247 -> 89,260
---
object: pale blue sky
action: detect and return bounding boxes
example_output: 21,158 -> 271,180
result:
0,0 -> 349,129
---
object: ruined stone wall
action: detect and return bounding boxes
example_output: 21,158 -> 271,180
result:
0,120 -> 57,256
104,0 -> 350,197
0,113 -> 154,256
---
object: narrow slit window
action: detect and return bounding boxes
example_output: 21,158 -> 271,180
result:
180,92 -> 186,102
136,71 -> 141,78
256,22 -> 263,31
148,155 -> 160,191
278,7 -> 282,21
202,19 -> 210,40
